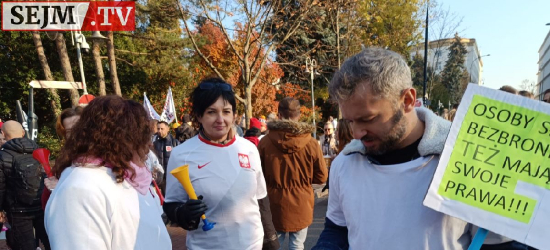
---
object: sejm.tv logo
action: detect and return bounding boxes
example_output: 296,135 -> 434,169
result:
1,1 -> 135,31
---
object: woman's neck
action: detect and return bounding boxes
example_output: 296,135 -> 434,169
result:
200,130 -> 229,144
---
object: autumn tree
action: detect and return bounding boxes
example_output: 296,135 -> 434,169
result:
110,0 -> 195,117
358,0 -> 424,56
271,0 -> 424,120
178,0 -> 315,128
191,21 -> 282,117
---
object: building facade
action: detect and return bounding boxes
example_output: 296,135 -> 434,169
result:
410,38 -> 485,85
537,30 -> 550,100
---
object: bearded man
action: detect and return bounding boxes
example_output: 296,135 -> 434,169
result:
312,48 -> 513,249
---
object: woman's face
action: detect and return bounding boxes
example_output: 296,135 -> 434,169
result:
197,97 -> 235,142
63,115 -> 80,138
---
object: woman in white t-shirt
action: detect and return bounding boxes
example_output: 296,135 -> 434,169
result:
164,78 -> 279,250
45,95 -> 171,250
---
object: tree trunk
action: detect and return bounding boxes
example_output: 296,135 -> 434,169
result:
106,31 -> 121,96
335,2 -> 342,119
32,31 -> 62,116
92,41 -> 107,96
245,86 -> 253,130
54,33 -> 80,107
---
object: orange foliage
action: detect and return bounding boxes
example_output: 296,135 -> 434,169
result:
191,21 -> 282,118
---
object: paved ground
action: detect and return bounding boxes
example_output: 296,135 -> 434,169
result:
0,186 -> 328,250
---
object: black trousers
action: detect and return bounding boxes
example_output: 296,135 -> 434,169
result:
6,211 -> 51,250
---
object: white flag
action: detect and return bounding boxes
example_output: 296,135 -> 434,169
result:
143,92 -> 161,121
160,87 -> 177,124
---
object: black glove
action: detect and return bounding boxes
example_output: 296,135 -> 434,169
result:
175,195 -> 208,230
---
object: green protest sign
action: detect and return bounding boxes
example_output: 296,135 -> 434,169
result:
424,84 -> 550,248
437,94 -> 550,223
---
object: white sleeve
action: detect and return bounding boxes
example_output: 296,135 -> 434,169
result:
45,186 -> 112,250
250,147 -> 267,199
164,148 -> 189,203
326,157 -> 347,227
146,150 -> 164,174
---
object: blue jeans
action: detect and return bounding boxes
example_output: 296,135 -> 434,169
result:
277,228 -> 308,250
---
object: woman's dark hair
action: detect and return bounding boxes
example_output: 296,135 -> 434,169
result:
53,95 -> 152,183
55,106 -> 83,140
244,127 -> 261,137
190,78 -> 236,124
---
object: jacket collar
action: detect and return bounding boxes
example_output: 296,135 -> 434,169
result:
341,107 -> 451,157
267,119 -> 314,135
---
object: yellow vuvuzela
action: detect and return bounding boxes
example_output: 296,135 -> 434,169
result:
170,165 -> 215,231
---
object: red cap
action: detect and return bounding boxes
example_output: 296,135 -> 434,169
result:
249,118 -> 262,130
79,94 -> 95,106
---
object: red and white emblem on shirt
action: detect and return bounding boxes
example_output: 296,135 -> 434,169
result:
238,153 -> 250,169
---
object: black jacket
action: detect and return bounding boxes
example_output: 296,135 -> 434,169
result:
0,138 -> 42,213
153,133 -> 179,171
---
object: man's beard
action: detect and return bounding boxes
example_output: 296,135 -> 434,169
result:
362,108 -> 408,155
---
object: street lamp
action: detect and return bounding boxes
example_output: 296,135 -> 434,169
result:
469,54 -> 490,84
305,57 -> 319,138
74,32 -> 90,95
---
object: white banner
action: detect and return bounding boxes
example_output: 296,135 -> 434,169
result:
159,87 -> 176,124
143,92 -> 160,121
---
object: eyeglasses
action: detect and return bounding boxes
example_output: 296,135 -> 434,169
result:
199,82 -> 232,92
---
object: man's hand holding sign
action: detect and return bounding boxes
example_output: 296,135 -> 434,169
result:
424,84 -> 550,249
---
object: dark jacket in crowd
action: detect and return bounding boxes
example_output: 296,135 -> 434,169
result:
0,138 -> 43,213
244,127 -> 261,147
258,119 -> 327,232
153,133 -> 179,171
175,123 -> 197,144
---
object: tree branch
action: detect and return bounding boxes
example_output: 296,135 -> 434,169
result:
176,0 -> 245,104
115,49 -> 149,55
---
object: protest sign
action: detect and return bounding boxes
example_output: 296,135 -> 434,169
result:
424,84 -> 550,249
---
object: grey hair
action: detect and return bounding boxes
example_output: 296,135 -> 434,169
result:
329,47 -> 412,101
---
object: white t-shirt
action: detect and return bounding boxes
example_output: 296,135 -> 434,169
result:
45,165 -> 171,250
165,136 -> 267,250
327,154 -> 471,250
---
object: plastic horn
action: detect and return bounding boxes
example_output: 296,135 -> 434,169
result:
171,165 -> 215,231
33,148 -> 52,177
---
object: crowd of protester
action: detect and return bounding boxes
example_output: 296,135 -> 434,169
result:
0,47 -> 548,250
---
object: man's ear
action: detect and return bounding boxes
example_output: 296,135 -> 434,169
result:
402,88 -> 417,113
